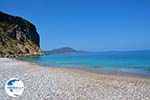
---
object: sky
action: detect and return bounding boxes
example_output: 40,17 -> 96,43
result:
0,0 -> 150,51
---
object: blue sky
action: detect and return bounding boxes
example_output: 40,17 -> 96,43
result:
0,0 -> 150,51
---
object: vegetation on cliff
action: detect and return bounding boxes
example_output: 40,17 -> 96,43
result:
0,11 -> 41,57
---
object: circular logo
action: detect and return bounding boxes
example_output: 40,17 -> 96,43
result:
5,78 -> 24,97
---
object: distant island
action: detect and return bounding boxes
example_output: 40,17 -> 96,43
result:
43,47 -> 86,55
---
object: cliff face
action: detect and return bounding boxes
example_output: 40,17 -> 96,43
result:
0,11 -> 42,57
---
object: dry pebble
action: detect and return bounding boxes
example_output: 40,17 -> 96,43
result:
0,58 -> 150,100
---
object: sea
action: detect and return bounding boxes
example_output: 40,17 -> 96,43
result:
19,50 -> 150,76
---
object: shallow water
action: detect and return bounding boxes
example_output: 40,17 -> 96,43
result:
20,50 -> 150,76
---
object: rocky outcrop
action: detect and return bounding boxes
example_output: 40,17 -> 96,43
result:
0,11 -> 42,57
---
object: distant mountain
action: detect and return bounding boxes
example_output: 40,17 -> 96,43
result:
43,47 -> 86,55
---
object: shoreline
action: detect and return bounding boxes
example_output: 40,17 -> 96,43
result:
17,57 -> 150,79
16,58 -> 150,80
0,58 -> 150,100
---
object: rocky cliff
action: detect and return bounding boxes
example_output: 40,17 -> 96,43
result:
0,11 -> 42,57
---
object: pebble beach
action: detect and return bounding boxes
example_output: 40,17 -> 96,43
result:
0,58 -> 150,100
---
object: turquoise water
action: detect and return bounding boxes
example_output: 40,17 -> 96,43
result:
20,50 -> 150,76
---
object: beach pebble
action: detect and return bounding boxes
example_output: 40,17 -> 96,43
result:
0,58 -> 150,100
